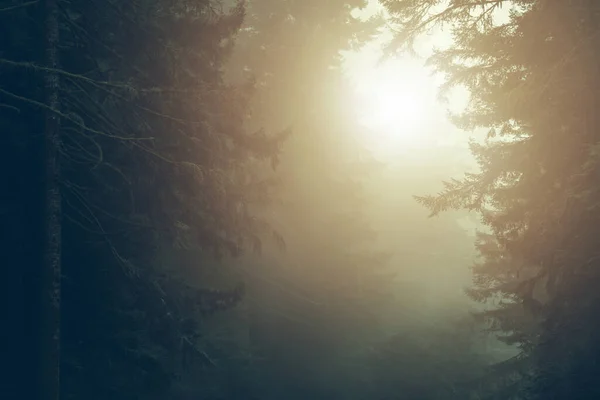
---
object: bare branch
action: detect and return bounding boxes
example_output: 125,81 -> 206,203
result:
0,0 -> 39,13
0,87 -> 154,141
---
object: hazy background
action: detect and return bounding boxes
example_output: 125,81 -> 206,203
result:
3,0 -> 534,399
214,1 -> 518,398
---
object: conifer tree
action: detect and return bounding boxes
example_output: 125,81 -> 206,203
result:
383,1 -> 600,398
1,0 -> 284,398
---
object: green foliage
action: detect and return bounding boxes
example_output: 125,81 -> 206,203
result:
2,0 -> 285,398
384,0 -> 600,398
12,0 -> 596,398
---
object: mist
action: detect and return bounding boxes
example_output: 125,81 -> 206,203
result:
6,0 -> 597,399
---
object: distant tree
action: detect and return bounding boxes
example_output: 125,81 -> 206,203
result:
223,1 -> 394,398
368,312 -> 491,400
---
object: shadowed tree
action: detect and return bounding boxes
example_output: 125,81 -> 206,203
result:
1,0 -> 285,399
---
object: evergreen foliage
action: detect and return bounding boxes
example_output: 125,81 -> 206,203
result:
8,0 -> 598,398
2,0 -> 284,398
384,0 -> 600,398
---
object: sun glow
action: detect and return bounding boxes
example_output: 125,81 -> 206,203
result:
350,58 -> 438,154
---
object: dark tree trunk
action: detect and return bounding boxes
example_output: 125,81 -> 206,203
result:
40,0 -> 62,399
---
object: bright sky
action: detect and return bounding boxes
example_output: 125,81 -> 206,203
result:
342,1 -> 510,164
339,0 -> 517,249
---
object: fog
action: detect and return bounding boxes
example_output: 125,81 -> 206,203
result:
210,1 -> 519,398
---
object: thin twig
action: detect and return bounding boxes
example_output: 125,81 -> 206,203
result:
0,87 -> 153,141
0,0 -> 39,13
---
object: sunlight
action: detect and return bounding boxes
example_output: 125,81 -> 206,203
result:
351,58 -> 436,153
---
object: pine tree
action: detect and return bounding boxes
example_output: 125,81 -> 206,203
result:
1,0 -> 284,398
383,0 -> 600,398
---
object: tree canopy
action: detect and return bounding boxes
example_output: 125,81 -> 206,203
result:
383,0 -> 600,398
6,0 -> 599,399
3,1 -> 285,398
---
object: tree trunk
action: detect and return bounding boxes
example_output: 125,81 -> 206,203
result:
40,0 -> 62,398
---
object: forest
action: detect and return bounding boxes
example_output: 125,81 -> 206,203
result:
2,0 -> 600,399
